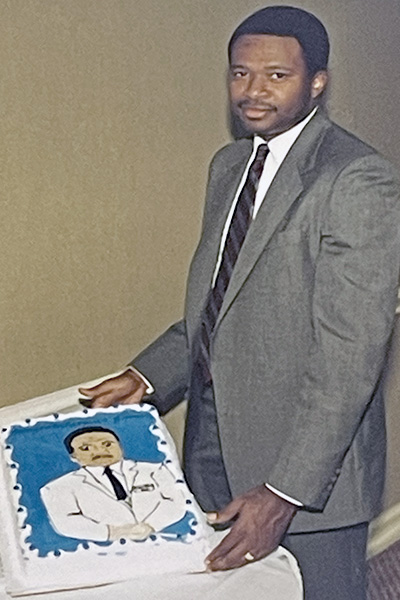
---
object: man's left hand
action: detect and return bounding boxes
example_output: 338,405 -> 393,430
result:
205,485 -> 298,571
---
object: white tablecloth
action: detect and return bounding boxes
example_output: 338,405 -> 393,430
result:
0,535 -> 303,600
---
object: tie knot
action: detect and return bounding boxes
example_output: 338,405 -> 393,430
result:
256,143 -> 269,159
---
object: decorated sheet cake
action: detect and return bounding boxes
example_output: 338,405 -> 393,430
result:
0,401 -> 210,596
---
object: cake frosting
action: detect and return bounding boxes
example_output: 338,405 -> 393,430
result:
0,403 -> 210,596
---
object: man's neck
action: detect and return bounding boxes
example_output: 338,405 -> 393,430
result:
258,106 -> 318,143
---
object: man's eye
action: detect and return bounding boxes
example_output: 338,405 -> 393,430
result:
103,441 -> 112,447
231,70 -> 247,78
80,445 -> 90,451
271,72 -> 286,80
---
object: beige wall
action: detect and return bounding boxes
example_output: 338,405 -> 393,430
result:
1,0 -> 400,504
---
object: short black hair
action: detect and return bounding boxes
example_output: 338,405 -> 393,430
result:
64,426 -> 120,454
228,5 -> 330,76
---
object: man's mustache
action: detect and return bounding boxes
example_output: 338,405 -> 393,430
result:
92,454 -> 113,460
237,100 -> 276,111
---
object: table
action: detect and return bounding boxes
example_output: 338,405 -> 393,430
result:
0,534 -> 303,600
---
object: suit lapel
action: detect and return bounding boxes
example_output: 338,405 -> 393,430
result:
216,161 -> 304,327
186,141 -> 253,327
73,468 -> 116,499
121,460 -> 138,491
215,111 -> 331,329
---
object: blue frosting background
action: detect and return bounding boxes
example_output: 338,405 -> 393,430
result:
5,408 -> 195,557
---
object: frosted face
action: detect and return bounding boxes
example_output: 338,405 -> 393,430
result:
71,431 -> 123,467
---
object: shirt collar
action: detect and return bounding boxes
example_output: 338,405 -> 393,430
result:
253,107 -> 318,165
84,460 -> 125,476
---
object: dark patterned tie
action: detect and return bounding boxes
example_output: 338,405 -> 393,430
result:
197,143 -> 269,382
104,466 -> 127,500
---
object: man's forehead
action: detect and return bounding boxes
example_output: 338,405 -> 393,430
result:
71,431 -> 118,446
233,33 -> 301,45
230,34 -> 304,63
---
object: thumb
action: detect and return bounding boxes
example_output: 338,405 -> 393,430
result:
78,386 -> 94,397
207,497 -> 242,525
78,381 -> 110,397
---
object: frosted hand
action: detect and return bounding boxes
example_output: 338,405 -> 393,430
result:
108,522 -> 155,541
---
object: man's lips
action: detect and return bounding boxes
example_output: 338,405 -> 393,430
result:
238,103 -> 276,118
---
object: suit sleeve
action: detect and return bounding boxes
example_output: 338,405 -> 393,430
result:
268,154 -> 400,509
130,319 -> 190,414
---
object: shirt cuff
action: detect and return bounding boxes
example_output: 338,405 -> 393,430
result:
124,366 -> 155,395
265,483 -> 303,507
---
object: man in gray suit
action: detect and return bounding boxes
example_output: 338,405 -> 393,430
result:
81,6 -> 400,599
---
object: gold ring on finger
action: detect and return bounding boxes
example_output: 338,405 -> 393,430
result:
244,551 -> 255,562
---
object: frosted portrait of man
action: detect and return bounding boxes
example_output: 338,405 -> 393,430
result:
40,426 -> 187,542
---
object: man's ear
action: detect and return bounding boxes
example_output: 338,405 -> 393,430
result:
311,70 -> 329,99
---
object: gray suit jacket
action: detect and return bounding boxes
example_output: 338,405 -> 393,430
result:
133,111 -> 400,533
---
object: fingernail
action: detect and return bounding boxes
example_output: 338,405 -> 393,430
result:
206,512 -> 218,522
204,561 -> 213,572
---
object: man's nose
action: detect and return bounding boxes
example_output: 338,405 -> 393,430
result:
245,74 -> 270,98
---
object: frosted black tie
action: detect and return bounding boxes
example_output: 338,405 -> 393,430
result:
104,466 -> 127,500
198,143 -> 269,381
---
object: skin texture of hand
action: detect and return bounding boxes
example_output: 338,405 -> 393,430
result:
108,522 -> 155,541
205,485 -> 298,571
79,369 -> 147,409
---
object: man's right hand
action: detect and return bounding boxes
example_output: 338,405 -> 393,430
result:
79,369 -> 147,409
